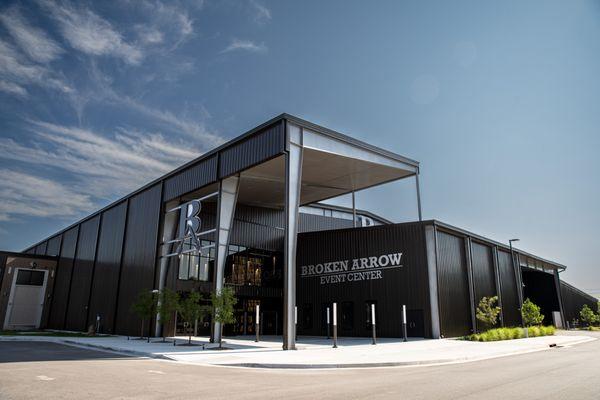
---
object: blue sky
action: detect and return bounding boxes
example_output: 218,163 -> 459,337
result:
0,0 -> 598,295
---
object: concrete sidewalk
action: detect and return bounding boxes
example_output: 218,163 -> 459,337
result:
1,332 -> 595,369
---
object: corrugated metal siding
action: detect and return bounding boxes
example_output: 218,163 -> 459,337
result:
87,202 -> 128,334
0,253 -> 6,289
65,215 -> 101,331
218,121 -> 285,178
163,155 -> 218,201
471,241 -> 497,330
47,226 -> 79,329
35,241 -> 48,255
560,280 -> 598,325
497,250 -> 521,326
297,223 -> 432,338
45,235 -> 62,257
299,213 -> 354,232
115,184 -> 162,335
436,231 -> 472,337
196,203 -> 356,253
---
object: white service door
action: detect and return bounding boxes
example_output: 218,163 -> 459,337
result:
4,269 -> 47,330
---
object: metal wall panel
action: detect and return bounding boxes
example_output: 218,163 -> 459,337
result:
65,215 -> 101,331
87,202 -> 128,334
197,203 -> 356,253
471,241 -> 497,331
497,250 -> 521,326
115,184 -> 162,335
163,155 -> 218,201
35,241 -> 48,255
218,121 -> 285,178
0,253 -> 6,289
296,222 -> 432,338
560,280 -> 598,325
47,226 -> 79,329
298,213 -> 354,232
45,235 -> 62,257
436,231 -> 472,337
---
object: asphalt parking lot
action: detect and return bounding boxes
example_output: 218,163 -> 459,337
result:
1,334 -> 599,400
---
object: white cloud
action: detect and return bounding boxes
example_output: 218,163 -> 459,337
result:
250,0 -> 272,24
40,0 -> 143,65
0,6 -> 64,63
0,38 -> 72,95
0,79 -> 27,97
125,0 -> 194,51
79,63 -> 223,147
0,121 -> 207,206
221,39 -> 267,54
135,25 -> 164,45
0,169 -> 94,222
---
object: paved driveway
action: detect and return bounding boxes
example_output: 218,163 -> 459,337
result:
1,334 -> 600,399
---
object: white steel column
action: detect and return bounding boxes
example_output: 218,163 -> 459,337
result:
283,125 -> 303,350
211,175 -> 240,343
155,199 -> 179,337
415,170 -> 423,221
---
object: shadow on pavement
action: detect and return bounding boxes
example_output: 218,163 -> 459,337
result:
0,341 -> 133,363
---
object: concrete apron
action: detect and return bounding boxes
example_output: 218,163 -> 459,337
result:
0,334 -> 595,369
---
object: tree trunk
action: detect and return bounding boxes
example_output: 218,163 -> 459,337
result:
219,323 -> 223,348
140,319 -> 145,339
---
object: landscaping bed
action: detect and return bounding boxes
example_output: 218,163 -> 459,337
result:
462,326 -> 555,342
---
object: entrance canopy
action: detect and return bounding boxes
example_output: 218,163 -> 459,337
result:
180,115 -> 419,209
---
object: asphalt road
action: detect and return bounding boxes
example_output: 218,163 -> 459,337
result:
1,334 -> 599,400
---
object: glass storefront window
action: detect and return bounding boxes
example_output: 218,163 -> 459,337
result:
177,241 -> 249,282
177,238 -> 214,281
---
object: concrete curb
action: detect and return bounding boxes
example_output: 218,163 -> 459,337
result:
1,335 -> 595,369
224,337 -> 598,369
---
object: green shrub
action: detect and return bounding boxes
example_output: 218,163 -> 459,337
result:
511,328 -> 524,339
529,326 -> 541,337
521,299 -> 544,327
579,304 -> 598,327
476,296 -> 501,331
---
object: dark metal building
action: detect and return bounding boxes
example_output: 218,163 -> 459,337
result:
13,114 -> 595,346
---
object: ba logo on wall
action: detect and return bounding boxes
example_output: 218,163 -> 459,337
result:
299,253 -> 404,285
165,199 -> 203,257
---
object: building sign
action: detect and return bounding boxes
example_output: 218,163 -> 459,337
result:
175,199 -> 202,255
164,199 -> 205,258
299,253 -> 404,285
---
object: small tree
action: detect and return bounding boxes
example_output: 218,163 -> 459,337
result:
211,286 -> 237,348
131,290 -> 158,339
179,291 -> 210,345
521,298 -> 544,327
476,296 -> 501,331
157,288 -> 180,342
579,304 -> 597,328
